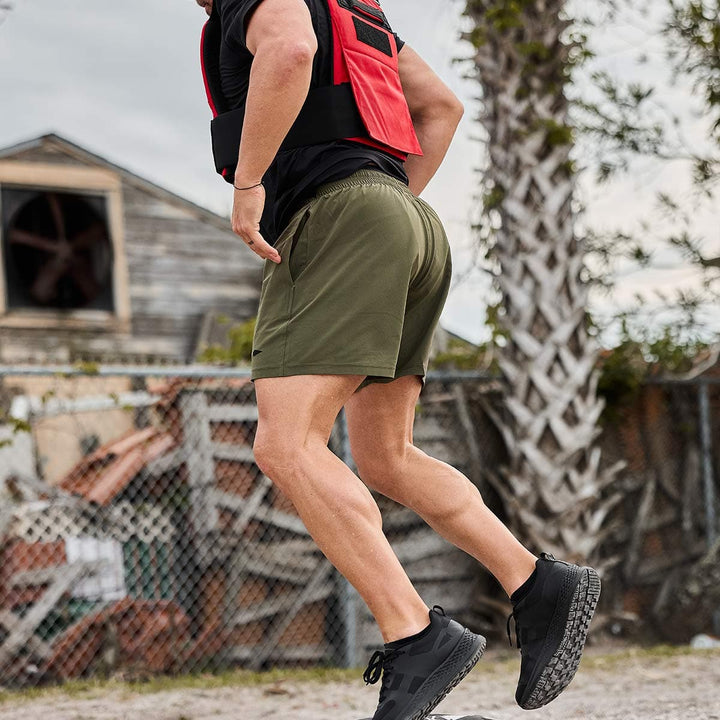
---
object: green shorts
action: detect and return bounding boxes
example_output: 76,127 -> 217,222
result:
251,169 -> 452,388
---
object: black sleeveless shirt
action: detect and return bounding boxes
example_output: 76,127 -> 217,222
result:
213,0 -> 409,244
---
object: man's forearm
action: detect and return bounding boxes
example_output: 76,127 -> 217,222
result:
234,42 -> 314,185
404,109 -> 463,196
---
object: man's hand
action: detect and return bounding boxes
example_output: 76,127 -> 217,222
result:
231,184 -> 281,263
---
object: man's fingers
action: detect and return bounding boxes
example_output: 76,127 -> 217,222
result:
230,186 -> 278,262
242,230 -> 281,263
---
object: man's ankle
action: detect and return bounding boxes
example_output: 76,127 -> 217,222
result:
381,606 -> 432,644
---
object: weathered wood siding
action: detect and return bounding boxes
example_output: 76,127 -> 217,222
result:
121,183 -> 262,359
0,137 -> 262,363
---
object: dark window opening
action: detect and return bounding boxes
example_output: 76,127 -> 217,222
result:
2,188 -> 114,312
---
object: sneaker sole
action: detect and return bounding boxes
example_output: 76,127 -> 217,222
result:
406,629 -> 487,720
520,567 -> 601,710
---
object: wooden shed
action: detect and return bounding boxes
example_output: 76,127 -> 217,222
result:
0,133 -> 262,364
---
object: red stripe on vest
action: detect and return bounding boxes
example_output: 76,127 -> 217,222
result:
200,20 -> 220,119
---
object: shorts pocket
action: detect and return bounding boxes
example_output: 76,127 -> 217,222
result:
287,208 -> 312,283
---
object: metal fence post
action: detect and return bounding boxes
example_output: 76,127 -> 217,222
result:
336,408 -> 359,668
699,382 -> 717,547
698,381 -> 720,636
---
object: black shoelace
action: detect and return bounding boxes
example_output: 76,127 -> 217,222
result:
364,608 -> 444,703
363,648 -> 403,703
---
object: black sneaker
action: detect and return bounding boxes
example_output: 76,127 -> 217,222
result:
508,552 -> 601,710
363,606 -> 486,720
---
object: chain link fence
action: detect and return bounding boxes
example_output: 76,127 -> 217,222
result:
595,375 -> 720,642
0,366 -> 502,688
1,365 -> 718,689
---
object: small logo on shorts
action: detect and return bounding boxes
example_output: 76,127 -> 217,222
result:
252,349 -> 262,356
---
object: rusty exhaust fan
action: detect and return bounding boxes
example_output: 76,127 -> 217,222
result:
6,191 -> 113,310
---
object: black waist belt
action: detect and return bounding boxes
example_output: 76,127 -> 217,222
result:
211,82 -> 367,176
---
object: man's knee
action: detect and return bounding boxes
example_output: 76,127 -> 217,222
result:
353,441 -> 409,493
253,429 -> 304,486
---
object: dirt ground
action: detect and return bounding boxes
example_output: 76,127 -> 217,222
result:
0,647 -> 718,720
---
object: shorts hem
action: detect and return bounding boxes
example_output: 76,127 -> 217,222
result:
394,366 -> 426,378
360,366 -> 427,387
251,363 -> 396,381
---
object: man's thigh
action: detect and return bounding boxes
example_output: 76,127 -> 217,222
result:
255,374 -> 364,446
345,375 -> 423,460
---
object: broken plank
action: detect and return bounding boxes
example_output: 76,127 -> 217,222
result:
233,475 -> 273,534
253,505 -> 309,535
224,540 -> 320,585
231,581 -> 332,627
212,443 -> 256,463
209,489 -> 247,513
248,560 -> 333,671
206,405 -> 259,423
144,446 -> 186,476
393,531 -> 454,564
0,609 -> 53,662
0,561 -> 102,665
10,560 -> 106,588
180,393 -> 219,533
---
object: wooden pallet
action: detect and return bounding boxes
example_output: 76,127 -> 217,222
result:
0,560 -> 104,671
177,388 -> 331,669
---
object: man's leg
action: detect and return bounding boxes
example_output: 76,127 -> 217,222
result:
250,177 -> 486,718
345,374 -> 601,710
252,374 -> 430,643
345,375 -> 537,596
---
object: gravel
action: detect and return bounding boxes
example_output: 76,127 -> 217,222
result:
0,647 -> 718,720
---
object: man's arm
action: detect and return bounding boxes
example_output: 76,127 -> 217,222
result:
231,0 -> 317,262
397,45 -> 464,196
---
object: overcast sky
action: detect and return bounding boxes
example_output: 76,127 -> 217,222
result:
0,0 -> 717,344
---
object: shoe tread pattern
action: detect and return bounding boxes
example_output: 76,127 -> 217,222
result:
408,630 -> 486,720
521,567 -> 601,710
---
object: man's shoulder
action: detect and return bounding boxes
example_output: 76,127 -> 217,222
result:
218,0 -> 265,49
220,0 -> 325,37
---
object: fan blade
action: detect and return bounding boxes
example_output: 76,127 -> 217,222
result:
71,222 -> 107,251
7,228 -> 59,254
69,257 -> 100,302
47,193 -> 66,242
30,258 -> 66,303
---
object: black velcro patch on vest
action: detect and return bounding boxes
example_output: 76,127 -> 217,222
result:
352,16 -> 392,57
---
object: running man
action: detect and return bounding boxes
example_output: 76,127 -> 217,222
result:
195,1 -> 601,717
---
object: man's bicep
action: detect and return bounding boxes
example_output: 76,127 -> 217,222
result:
245,0 -> 316,55
398,44 -> 456,119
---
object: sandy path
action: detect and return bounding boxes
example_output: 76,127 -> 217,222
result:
0,648 -> 718,720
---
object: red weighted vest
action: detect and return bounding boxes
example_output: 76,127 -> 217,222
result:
201,0 -> 422,182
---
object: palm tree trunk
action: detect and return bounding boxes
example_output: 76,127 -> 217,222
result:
464,0 -> 621,562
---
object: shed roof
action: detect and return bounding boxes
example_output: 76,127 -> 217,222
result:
0,133 -> 232,233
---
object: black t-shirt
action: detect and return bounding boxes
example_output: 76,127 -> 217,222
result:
214,0 -> 409,243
